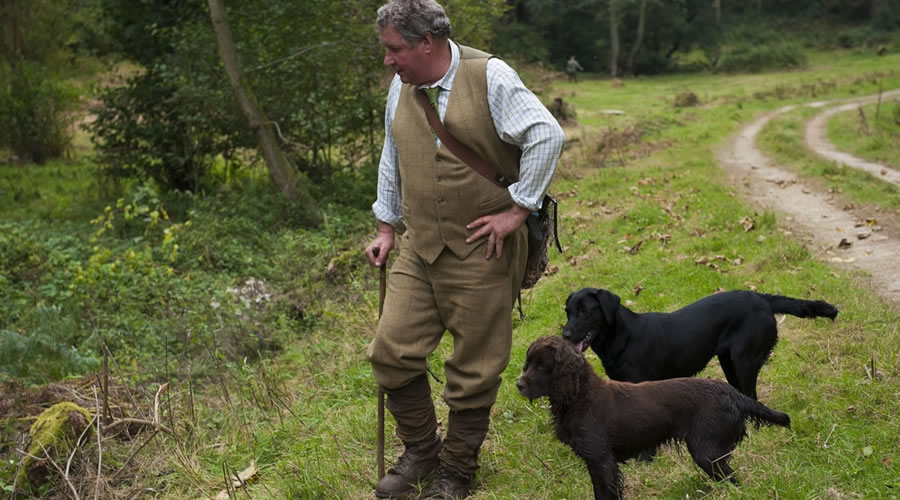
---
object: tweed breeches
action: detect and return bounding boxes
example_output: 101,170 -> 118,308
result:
367,227 -> 527,410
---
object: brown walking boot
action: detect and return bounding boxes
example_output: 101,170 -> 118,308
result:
375,375 -> 442,499
420,407 -> 491,500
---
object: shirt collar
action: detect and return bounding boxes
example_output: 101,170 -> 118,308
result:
418,40 -> 459,92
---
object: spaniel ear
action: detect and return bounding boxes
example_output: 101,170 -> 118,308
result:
594,289 -> 621,326
551,341 -> 585,407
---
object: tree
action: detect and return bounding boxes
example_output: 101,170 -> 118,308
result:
625,0 -> 648,75
207,0 -> 320,222
609,0 -> 621,77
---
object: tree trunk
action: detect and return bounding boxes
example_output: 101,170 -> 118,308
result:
1,0 -> 23,62
609,0 -> 620,77
713,0 -> 721,24
207,0 -> 321,224
626,0 -> 647,75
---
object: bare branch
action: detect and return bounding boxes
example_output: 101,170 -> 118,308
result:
244,42 -> 335,73
102,418 -> 172,436
36,442 -> 81,500
93,387 -> 103,500
109,429 -> 160,482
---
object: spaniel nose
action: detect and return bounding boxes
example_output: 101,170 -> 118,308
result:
562,328 -> 572,340
515,377 -> 526,392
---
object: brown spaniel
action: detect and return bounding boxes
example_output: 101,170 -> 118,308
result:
517,335 -> 791,499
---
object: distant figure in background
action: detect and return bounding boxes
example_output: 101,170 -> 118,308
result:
566,55 -> 584,82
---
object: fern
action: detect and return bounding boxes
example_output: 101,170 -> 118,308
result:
0,305 -> 99,385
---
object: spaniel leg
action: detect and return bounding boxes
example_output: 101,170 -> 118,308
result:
687,436 -> 739,485
586,455 -> 624,500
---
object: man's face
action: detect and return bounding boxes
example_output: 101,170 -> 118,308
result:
380,26 -> 428,84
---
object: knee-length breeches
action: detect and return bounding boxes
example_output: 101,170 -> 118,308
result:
367,228 -> 527,410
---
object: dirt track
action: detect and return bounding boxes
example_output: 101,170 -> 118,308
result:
717,91 -> 900,306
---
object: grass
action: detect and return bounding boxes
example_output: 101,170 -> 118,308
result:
825,99 -> 900,168
2,47 -> 900,499
0,155 -> 107,222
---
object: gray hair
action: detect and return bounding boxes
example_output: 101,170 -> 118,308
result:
376,0 -> 451,45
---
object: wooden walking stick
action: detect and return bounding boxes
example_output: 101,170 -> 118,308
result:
375,248 -> 387,481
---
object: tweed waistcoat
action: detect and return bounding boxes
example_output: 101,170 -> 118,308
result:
392,45 -> 523,263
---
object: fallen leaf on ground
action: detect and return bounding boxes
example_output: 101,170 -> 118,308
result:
740,216 -> 754,232
628,240 -> 644,254
212,461 -> 259,500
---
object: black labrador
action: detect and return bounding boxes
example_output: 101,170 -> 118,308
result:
517,336 -> 791,499
563,288 -> 838,399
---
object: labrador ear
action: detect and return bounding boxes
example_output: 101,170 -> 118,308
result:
551,341 -> 585,406
594,289 -> 621,326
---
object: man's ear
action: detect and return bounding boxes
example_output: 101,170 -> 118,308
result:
421,32 -> 433,54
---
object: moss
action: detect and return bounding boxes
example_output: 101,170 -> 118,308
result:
17,401 -> 92,491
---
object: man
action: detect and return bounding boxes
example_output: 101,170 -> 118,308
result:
365,0 -> 564,498
566,55 -> 584,83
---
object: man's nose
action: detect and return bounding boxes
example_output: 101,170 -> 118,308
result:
383,53 -> 393,67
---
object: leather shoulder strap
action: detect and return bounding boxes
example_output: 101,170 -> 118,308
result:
413,88 -> 511,188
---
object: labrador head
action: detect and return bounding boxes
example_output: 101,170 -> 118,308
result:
562,287 -> 621,352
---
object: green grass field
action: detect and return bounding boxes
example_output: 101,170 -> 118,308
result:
251,48 -> 900,499
826,99 -> 900,169
2,47 -> 899,499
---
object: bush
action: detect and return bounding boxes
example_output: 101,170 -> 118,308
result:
631,51 -> 674,76
717,43 -> 807,73
88,68 -> 243,193
0,61 -> 78,163
491,22 -> 550,64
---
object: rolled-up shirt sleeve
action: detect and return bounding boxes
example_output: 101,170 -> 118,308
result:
372,75 -> 404,226
486,58 -> 565,212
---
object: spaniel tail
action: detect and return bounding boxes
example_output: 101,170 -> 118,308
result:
741,396 -> 791,429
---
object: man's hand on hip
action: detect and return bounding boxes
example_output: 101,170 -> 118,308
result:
465,204 -> 531,259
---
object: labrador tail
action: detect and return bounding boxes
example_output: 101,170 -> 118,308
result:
759,294 -> 839,320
